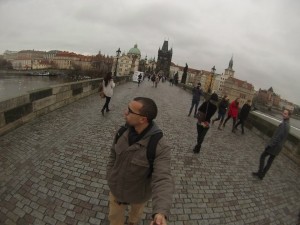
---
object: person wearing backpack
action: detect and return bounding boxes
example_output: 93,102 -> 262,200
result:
106,97 -> 174,225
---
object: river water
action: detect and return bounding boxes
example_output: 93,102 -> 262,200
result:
0,72 -> 79,101
1,72 -> 299,132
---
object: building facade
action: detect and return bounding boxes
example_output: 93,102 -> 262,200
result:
145,57 -> 156,73
4,49 -> 112,72
113,44 -> 141,76
222,77 -> 255,106
213,57 -> 236,96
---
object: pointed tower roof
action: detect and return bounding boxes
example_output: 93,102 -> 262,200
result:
228,56 -> 233,69
162,41 -> 169,52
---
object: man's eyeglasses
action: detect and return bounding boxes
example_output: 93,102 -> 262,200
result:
127,107 -> 145,117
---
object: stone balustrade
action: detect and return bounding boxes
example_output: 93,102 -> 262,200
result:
0,76 -> 130,136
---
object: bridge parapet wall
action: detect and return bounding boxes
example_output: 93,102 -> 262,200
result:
246,113 -> 300,165
0,76 -> 130,136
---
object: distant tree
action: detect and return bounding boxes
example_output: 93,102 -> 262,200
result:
293,105 -> 300,115
71,62 -> 82,75
0,58 -> 13,69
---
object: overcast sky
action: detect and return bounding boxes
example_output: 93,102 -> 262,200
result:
0,0 -> 299,105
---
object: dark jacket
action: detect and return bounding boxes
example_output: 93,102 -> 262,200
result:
218,99 -> 229,114
266,119 -> 290,156
192,87 -> 202,101
106,122 -> 174,217
198,100 -> 217,123
239,103 -> 251,120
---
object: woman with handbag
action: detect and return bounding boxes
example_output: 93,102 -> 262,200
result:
101,72 -> 115,116
193,93 -> 218,154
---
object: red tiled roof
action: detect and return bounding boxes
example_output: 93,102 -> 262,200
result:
227,77 -> 254,90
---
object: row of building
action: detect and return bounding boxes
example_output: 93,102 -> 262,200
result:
3,50 -> 113,74
109,41 -> 294,111
1,40 -> 295,111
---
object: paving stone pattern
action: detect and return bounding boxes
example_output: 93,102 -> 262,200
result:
0,80 -> 299,225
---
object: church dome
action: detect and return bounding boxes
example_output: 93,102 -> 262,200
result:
128,44 -> 141,56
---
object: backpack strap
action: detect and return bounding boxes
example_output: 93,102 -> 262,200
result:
115,126 -> 163,178
115,125 -> 128,144
146,132 -> 163,178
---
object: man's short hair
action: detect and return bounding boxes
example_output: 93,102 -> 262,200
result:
197,83 -> 201,86
134,97 -> 158,122
285,109 -> 292,116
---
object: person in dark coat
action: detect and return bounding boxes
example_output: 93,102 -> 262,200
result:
212,95 -> 229,130
193,93 -> 218,154
252,109 -> 291,180
137,73 -> 142,86
188,83 -> 202,117
233,100 -> 252,134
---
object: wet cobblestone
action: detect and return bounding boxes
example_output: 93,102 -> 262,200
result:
0,80 -> 299,225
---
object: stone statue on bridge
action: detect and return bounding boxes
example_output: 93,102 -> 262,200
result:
181,63 -> 188,84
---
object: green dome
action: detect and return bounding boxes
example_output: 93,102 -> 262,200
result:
128,44 -> 141,55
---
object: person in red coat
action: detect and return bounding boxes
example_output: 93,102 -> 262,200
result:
223,98 -> 240,132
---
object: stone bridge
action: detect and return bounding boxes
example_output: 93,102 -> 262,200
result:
0,80 -> 299,225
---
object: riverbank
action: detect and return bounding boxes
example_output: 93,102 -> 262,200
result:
0,69 -> 28,74
0,72 -> 99,101
0,69 -> 66,76
254,103 -> 300,120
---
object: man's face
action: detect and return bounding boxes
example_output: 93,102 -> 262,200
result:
282,110 -> 290,120
124,101 -> 146,126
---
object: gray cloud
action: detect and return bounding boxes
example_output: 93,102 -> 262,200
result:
0,0 -> 299,104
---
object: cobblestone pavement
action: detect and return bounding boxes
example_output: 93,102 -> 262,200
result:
0,80 -> 299,225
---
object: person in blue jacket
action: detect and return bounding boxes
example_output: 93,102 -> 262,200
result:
252,109 -> 291,180
188,83 -> 202,117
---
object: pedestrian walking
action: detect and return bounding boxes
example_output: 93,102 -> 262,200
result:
193,93 -> 218,154
154,74 -> 159,88
252,109 -> 291,180
223,98 -> 240,132
174,72 -> 179,85
101,72 -> 115,116
169,76 -> 173,86
233,100 -> 251,134
188,83 -> 202,117
151,74 -> 156,86
212,95 -> 229,130
106,97 -> 174,225
138,73 -> 142,86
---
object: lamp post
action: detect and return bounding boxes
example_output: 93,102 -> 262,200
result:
144,55 -> 147,72
114,48 -> 121,77
208,65 -> 216,94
